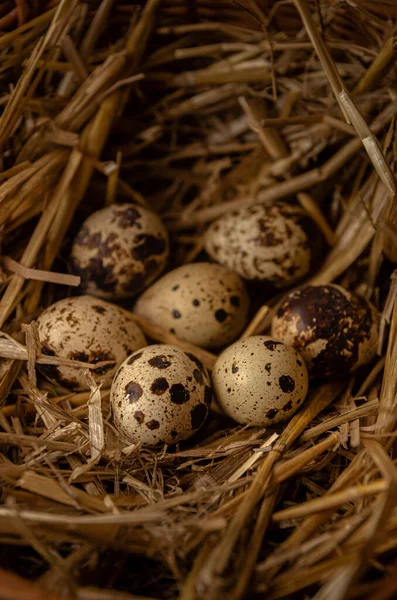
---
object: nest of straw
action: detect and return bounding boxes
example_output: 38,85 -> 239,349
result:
1,1 -> 397,599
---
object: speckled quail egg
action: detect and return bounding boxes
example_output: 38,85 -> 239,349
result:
204,202 -> 311,286
271,284 -> 379,378
37,295 -> 146,391
212,335 -> 308,426
134,263 -> 249,349
110,344 -> 212,446
70,203 -> 169,299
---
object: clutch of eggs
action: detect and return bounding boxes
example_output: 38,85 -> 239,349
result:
204,202 -> 311,287
134,262 -> 249,349
37,295 -> 146,391
212,336 -> 308,426
271,284 -> 379,378
110,345 -> 212,446
70,203 -> 169,299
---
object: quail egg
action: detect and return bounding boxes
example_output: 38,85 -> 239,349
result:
204,202 -> 311,286
70,203 -> 169,299
271,284 -> 379,378
212,335 -> 308,426
37,295 -> 146,390
111,344 -> 212,446
134,262 -> 249,349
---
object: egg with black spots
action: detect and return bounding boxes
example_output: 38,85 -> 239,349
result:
110,344 -> 212,446
70,203 -> 169,299
37,295 -> 146,391
134,263 -> 249,349
204,202 -> 311,286
271,284 -> 379,378
212,336 -> 308,426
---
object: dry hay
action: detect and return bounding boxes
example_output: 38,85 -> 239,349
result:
0,1 -> 397,599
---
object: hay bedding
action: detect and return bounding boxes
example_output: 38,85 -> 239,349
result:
0,0 -> 396,598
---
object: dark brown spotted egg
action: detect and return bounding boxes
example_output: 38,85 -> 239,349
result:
271,284 -> 379,378
37,295 -> 146,391
110,344 -> 212,446
70,203 -> 169,299
204,202 -> 311,286
212,336 -> 308,426
134,263 -> 249,349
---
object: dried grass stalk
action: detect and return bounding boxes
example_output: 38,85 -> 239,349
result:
85,372 -> 104,461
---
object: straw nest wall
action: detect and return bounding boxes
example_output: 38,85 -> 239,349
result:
0,1 -> 397,599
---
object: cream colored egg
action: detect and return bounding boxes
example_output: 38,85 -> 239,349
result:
271,284 -> 379,378
110,344 -> 212,446
212,335 -> 308,426
134,263 -> 249,349
37,295 -> 146,391
204,202 -> 311,286
70,203 -> 169,299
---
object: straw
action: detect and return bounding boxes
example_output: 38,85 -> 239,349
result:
0,1 -> 396,598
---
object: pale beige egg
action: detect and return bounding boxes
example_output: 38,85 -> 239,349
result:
212,335 -> 308,426
37,295 -> 146,391
134,263 -> 249,349
204,202 -> 311,287
110,344 -> 212,446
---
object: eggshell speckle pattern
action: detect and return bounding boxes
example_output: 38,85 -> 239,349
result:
111,344 -> 212,446
134,263 -> 249,349
271,284 -> 379,378
212,335 -> 308,426
70,203 -> 169,299
37,295 -> 146,391
204,202 -> 311,286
